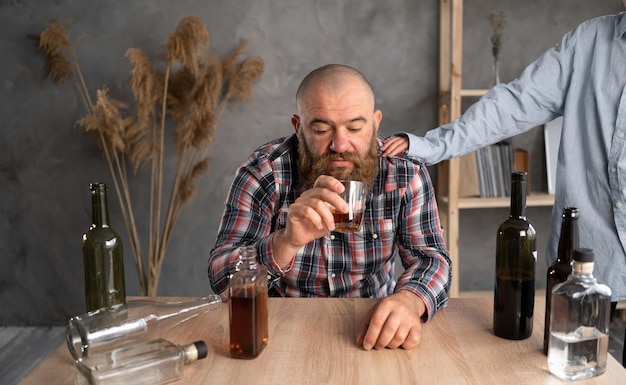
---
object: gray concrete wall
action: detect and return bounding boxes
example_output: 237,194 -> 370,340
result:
1,0 -> 623,325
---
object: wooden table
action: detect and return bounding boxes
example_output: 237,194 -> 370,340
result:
19,297 -> 626,385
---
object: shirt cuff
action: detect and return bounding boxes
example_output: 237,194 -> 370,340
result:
395,286 -> 438,322
259,232 -> 294,276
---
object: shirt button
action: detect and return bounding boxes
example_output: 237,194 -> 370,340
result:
330,273 -> 336,278
618,132 -> 625,138
617,202 -> 623,209
611,166 -> 617,173
330,235 -> 336,240
372,233 -> 378,239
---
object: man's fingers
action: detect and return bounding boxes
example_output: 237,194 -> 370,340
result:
380,136 -> 408,156
313,175 -> 344,192
356,293 -> 425,351
360,307 -> 388,350
386,324 -> 412,350
400,326 -> 421,350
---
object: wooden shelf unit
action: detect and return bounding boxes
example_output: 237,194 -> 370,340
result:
437,0 -> 554,297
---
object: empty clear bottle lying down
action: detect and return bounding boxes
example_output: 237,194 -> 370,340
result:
547,248 -> 612,381
75,338 -> 207,385
67,295 -> 221,361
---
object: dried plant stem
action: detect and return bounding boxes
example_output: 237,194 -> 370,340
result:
151,68 -> 239,289
148,64 -> 171,296
147,114 -> 158,293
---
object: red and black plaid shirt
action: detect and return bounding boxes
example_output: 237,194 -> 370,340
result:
208,135 -> 451,321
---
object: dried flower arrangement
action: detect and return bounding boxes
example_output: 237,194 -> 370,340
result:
487,9 -> 505,84
37,16 -> 264,296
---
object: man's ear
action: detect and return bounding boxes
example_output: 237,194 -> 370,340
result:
291,114 -> 301,134
373,109 -> 382,133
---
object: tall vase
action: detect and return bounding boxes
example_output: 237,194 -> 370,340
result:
493,57 -> 501,85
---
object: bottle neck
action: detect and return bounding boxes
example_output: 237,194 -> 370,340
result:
572,261 -> 594,276
155,295 -> 222,322
509,179 -> 527,218
91,183 -> 110,227
183,343 -> 200,364
556,214 -> 579,264
239,246 -> 258,270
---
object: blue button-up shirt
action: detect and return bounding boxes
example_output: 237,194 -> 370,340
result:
407,12 -> 626,301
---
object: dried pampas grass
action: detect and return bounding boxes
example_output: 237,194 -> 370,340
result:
37,16 -> 264,296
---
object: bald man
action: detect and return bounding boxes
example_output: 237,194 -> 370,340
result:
209,64 -> 451,350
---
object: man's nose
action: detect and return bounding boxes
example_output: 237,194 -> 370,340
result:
330,131 -> 351,153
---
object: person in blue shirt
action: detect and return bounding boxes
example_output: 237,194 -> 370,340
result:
381,7 -> 626,365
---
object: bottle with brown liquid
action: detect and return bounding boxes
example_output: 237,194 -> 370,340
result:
229,246 -> 268,359
493,172 -> 537,340
82,182 -> 126,312
543,207 -> 579,354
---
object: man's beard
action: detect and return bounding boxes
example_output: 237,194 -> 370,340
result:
297,134 -> 379,190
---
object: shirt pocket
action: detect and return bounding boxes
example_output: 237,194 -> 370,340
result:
350,217 -> 396,274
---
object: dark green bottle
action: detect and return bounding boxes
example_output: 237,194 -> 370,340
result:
493,172 -> 536,340
543,207 -> 579,354
82,182 -> 126,312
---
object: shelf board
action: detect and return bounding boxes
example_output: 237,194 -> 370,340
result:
460,89 -> 489,97
440,192 -> 554,209
458,290 -> 546,298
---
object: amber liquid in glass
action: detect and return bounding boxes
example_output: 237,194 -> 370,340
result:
230,287 -> 267,359
332,210 -> 363,233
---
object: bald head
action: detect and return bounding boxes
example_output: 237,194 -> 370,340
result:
296,64 -> 375,112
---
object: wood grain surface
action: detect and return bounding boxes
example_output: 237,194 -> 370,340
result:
18,297 -> 626,385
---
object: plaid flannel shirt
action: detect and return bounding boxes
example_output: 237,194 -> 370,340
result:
208,134 -> 451,321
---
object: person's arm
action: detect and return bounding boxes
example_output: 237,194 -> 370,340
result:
208,166 -> 277,298
401,31 -> 574,165
356,161 -> 451,350
209,159 -> 349,297
393,161 -> 451,320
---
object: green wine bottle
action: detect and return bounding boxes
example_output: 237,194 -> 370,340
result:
493,172 -> 536,340
82,182 -> 126,312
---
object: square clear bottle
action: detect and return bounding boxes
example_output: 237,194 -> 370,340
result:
547,248 -> 612,381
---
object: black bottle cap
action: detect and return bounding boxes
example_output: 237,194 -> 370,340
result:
512,172 -> 527,181
563,207 -> 579,218
573,248 -> 594,263
194,341 -> 208,360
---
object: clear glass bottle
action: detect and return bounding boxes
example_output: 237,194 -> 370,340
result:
229,246 -> 268,359
82,182 -> 126,312
67,295 -> 221,361
548,248 -> 612,381
75,338 -> 207,385
493,172 -> 537,340
543,207 -> 579,354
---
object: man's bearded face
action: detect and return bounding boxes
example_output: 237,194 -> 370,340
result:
297,132 -> 379,190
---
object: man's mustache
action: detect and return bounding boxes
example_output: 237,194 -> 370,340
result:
319,151 -> 361,164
